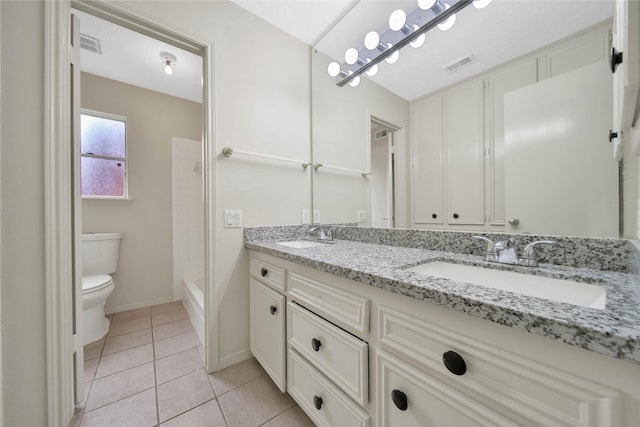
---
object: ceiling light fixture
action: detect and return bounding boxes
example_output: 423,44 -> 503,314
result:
160,52 -> 177,75
326,0 -> 491,87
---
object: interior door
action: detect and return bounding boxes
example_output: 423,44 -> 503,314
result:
71,13 -> 84,403
371,128 -> 393,228
504,61 -> 618,238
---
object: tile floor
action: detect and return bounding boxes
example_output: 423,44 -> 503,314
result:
72,301 -> 314,427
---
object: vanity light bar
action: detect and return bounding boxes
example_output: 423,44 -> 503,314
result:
334,0 -> 474,87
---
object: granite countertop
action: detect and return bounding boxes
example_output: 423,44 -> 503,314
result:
245,238 -> 640,365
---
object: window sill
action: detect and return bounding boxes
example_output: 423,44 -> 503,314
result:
82,196 -> 134,202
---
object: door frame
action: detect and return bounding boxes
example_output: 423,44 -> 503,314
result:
44,1 -> 217,425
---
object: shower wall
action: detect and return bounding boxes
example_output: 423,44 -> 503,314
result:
172,137 -> 205,299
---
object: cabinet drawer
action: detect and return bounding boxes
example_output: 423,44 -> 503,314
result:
250,279 -> 286,392
288,348 -> 370,427
250,257 -> 285,293
288,272 -> 369,336
378,305 -> 620,426
377,349 -> 514,427
287,301 -> 368,406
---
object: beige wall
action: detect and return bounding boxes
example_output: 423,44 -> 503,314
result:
1,2 -> 48,425
81,72 -> 202,312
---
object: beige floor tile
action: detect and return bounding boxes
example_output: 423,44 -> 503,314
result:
84,358 -> 99,383
155,348 -> 203,385
151,301 -> 185,315
95,343 -> 154,379
152,309 -> 189,327
160,399 -> 226,427
262,406 -> 315,427
85,363 -> 155,412
80,388 -> 157,427
84,339 -> 105,361
107,316 -> 151,338
102,328 -> 152,356
196,345 -> 205,363
156,369 -> 215,423
110,307 -> 150,324
154,331 -> 201,360
218,376 -> 295,427
208,357 -> 266,396
153,318 -> 194,341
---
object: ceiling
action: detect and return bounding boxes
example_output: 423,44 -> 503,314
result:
74,1 -> 613,104
73,9 -> 203,103
234,0 -> 614,101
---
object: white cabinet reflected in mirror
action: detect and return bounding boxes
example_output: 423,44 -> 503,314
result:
311,0 -> 635,238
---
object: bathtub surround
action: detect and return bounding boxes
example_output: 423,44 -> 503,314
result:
81,73 -> 202,313
245,225 -> 640,365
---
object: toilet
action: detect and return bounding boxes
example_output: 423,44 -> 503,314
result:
82,233 -> 122,345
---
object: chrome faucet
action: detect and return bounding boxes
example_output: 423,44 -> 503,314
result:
473,236 -> 556,267
308,225 -> 331,241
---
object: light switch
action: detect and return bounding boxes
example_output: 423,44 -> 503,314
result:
357,210 -> 366,223
224,210 -> 242,228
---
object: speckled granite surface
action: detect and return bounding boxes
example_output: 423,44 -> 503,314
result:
245,226 -> 640,365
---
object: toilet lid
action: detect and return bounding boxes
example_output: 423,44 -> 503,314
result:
83,274 -> 114,293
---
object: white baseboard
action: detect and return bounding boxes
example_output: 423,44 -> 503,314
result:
105,296 -> 176,314
218,348 -> 253,370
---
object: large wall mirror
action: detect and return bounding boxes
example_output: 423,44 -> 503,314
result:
311,0 -> 634,238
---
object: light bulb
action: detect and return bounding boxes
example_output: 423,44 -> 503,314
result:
365,64 -> 378,77
385,50 -> 400,64
437,13 -> 456,31
437,4 -> 456,31
348,75 -> 361,87
418,0 -> 437,10
364,31 -> 380,50
327,61 -> 341,78
473,0 -> 492,9
164,61 -> 173,75
410,33 -> 425,48
345,47 -> 359,65
389,9 -> 407,32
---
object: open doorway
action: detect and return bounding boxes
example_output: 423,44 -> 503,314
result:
370,117 -> 400,228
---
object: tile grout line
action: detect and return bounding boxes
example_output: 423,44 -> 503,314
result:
151,310 -> 161,427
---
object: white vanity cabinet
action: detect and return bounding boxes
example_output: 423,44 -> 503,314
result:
249,251 -> 640,426
249,257 -> 286,392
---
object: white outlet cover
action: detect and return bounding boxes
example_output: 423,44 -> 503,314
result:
301,210 -> 310,224
313,210 -> 320,223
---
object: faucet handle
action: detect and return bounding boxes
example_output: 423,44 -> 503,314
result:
472,235 -> 495,249
472,236 -> 498,262
520,240 -> 556,266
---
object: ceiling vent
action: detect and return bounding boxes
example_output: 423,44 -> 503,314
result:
375,129 -> 389,139
442,54 -> 475,73
80,33 -> 102,55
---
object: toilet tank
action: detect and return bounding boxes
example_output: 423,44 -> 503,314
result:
82,233 -> 123,276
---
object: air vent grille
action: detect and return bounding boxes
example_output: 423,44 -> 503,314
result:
443,54 -> 475,73
375,129 -> 388,139
80,34 -> 102,54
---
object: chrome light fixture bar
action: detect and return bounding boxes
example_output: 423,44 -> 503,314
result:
332,0 -> 479,87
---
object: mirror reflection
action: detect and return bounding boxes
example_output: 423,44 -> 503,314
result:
311,0 -> 630,238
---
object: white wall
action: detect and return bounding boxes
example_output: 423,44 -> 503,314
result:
0,1 -> 48,425
120,0 -> 312,367
81,72 -> 202,313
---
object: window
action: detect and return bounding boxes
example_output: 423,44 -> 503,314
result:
80,111 -> 127,198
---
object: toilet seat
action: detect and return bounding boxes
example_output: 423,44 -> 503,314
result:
83,274 -> 114,293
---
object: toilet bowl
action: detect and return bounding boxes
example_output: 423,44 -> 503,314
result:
82,233 -> 122,345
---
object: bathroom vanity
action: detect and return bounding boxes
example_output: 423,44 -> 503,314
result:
246,226 -> 640,427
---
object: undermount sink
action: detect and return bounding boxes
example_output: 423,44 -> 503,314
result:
276,240 -> 328,249
404,261 -> 606,310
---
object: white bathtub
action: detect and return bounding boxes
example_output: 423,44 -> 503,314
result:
182,276 -> 204,345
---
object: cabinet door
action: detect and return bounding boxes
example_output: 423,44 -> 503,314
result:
250,278 -> 286,392
412,94 -> 444,224
486,59 -> 537,227
445,80 -> 485,225
377,350 -> 513,427
613,0 -> 640,131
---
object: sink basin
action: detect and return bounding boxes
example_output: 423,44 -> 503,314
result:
276,240 -> 328,249
404,261 -> 606,309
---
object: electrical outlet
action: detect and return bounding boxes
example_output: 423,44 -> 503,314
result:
313,210 -> 320,223
301,210 -> 310,224
224,210 -> 242,228
357,210 -> 366,223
